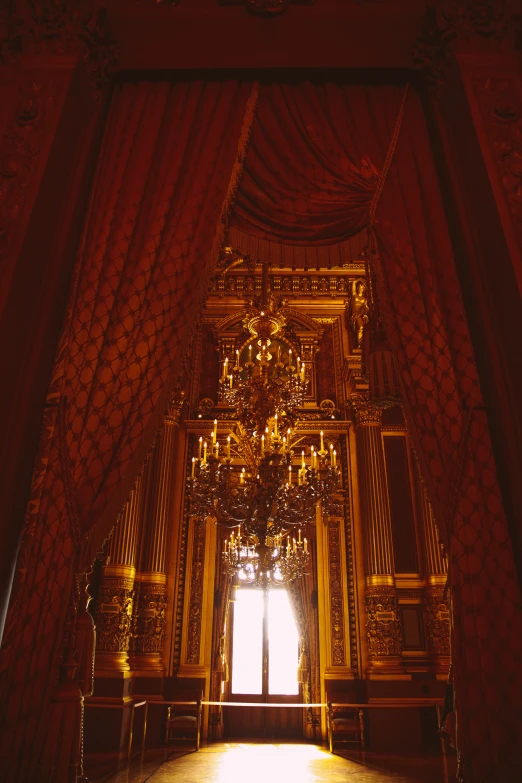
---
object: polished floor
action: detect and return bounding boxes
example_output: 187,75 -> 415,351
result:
85,743 -> 455,783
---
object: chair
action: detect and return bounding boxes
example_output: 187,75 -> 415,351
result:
165,689 -> 203,751
326,693 -> 365,754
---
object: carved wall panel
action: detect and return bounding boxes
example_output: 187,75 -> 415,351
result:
95,576 -> 134,670
424,587 -> 451,658
132,582 -> 168,668
185,520 -> 207,665
328,523 -> 346,666
365,585 -> 402,660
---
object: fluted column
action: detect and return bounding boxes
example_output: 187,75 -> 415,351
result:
132,397 -> 183,672
417,474 -> 451,667
352,396 -> 402,672
94,473 -> 145,672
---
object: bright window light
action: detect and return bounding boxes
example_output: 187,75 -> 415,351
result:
231,588 -> 299,696
231,589 -> 263,694
268,590 -> 299,695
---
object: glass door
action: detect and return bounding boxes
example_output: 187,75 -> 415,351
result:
226,587 -> 302,739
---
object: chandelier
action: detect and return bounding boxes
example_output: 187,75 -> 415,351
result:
188,260 -> 343,586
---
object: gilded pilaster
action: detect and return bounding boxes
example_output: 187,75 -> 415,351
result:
352,396 -> 403,672
94,473 -> 145,672
132,396 -> 184,672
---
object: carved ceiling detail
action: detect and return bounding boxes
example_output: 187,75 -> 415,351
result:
413,1 -> 521,89
1,1 -> 118,93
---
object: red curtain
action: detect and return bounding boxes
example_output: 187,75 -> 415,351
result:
232,82 -> 522,781
0,79 -> 256,781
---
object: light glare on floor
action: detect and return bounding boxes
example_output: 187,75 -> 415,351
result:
218,744 -> 329,783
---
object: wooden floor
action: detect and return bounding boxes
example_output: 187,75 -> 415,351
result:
85,742 -> 455,783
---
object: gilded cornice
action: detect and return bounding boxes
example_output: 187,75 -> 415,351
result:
1,1 -> 119,93
413,1 -> 521,90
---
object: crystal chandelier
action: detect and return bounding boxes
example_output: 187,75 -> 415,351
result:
188,261 -> 343,586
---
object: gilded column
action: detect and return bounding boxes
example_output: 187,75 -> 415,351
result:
94,475 -> 145,672
132,397 -> 184,672
418,476 -> 450,667
352,396 -> 402,672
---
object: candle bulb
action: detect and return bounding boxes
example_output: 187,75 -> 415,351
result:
203,440 -> 207,464
333,449 -> 337,467
301,363 -> 305,381
229,374 -> 233,388
274,413 -> 278,438
236,349 -> 240,369
249,344 -> 252,362
198,436 -> 202,459
298,528 -> 302,543
288,349 -> 293,369
304,538 -> 308,553
227,435 -> 231,459
240,468 -> 245,484
191,457 -> 195,478
224,357 -> 228,377
213,418 -> 217,443
261,435 -> 265,455
288,465 -> 292,485
301,450 -> 305,469
320,430 -> 324,452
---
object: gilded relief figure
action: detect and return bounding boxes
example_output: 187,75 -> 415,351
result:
349,280 -> 369,349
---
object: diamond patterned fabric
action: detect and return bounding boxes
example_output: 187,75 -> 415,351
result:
0,79 -> 256,781
231,82 -> 522,781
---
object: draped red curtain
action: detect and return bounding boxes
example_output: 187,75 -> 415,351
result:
232,82 -> 522,781
0,79 -> 256,781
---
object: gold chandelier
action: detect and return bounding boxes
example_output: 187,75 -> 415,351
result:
188,260 -> 342,586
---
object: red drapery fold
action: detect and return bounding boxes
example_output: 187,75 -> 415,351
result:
0,79 -> 256,781
231,82 -> 404,244
231,82 -> 522,781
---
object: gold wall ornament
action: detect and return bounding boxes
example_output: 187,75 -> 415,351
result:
94,576 -> 135,670
185,520 -> 207,665
350,395 -> 383,427
424,587 -> 451,659
328,523 -> 346,666
131,580 -> 168,670
365,585 -> 403,660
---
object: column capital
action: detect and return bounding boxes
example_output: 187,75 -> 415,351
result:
165,390 -> 186,427
351,395 -> 382,427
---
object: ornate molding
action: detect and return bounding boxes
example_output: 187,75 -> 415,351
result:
424,587 -> 451,657
219,0 -> 313,16
94,576 -> 134,661
365,585 -> 402,659
413,2 -> 521,90
209,272 -> 358,300
132,581 -> 168,666
350,394 -> 382,426
340,437 -> 359,677
328,523 -> 346,666
185,520 -> 206,665
3,2 -> 118,93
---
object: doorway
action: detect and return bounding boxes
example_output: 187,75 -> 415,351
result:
225,587 -> 302,739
